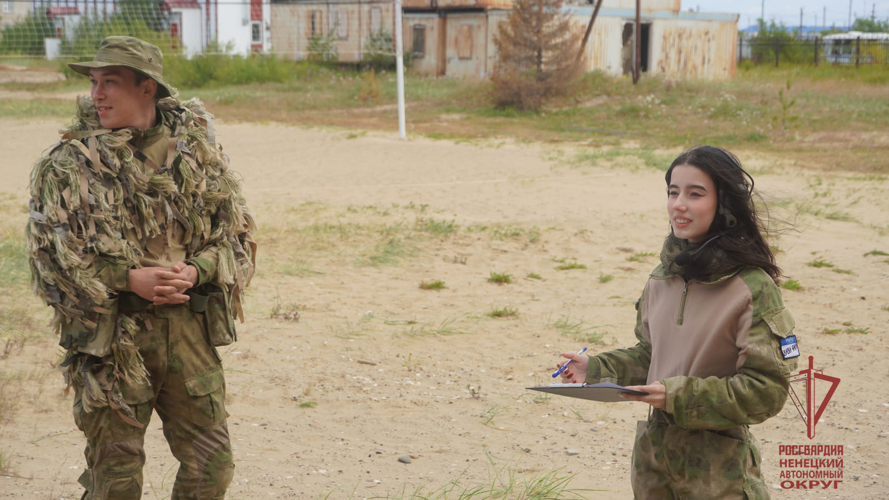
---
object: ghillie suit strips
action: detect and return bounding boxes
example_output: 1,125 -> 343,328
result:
27,95 -> 256,425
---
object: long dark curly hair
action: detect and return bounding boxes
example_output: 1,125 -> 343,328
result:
665,146 -> 782,282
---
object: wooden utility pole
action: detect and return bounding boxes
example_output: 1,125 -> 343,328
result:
633,0 -> 640,84
576,0 -> 604,64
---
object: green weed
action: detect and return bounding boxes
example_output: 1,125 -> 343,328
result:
628,252 -> 656,263
419,280 -> 447,291
831,268 -> 854,275
481,404 -> 509,427
416,218 -> 458,236
806,259 -> 834,268
598,274 -> 614,283
299,401 -> 318,408
446,255 -> 468,265
487,272 -> 513,285
487,307 -> 519,319
526,273 -> 542,280
358,237 -> 413,266
550,315 -> 606,345
845,327 -> 869,334
781,279 -> 803,291
864,250 -> 888,257
822,328 -> 842,334
554,261 -> 587,271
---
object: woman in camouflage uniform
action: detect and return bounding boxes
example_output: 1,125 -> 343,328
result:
557,146 -> 798,499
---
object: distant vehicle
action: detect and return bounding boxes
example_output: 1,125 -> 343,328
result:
822,31 -> 889,64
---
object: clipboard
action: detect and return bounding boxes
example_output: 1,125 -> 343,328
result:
527,383 -> 649,403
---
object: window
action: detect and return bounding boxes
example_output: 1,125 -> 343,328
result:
251,21 -> 262,43
332,10 -> 348,40
412,25 -> 425,58
457,25 -> 472,59
2,1 -> 12,13
309,10 -> 322,37
370,8 -> 381,33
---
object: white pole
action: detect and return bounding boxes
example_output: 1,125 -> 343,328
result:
394,0 -> 406,140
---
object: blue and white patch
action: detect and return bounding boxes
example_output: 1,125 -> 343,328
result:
780,335 -> 800,360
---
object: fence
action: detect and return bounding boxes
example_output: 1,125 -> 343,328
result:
738,36 -> 889,67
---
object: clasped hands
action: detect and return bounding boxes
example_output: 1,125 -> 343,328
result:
557,351 -> 666,410
129,262 -> 198,306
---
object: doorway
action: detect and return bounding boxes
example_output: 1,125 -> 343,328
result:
621,22 -> 651,74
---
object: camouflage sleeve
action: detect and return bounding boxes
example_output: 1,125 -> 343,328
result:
585,285 -> 651,387
27,144 -> 114,314
662,270 -> 798,430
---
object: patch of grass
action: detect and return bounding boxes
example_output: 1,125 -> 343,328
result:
270,302 -> 301,322
526,273 -> 542,280
358,237 -> 413,266
0,229 -> 30,288
416,217 -> 458,236
419,280 -> 447,291
481,404 -> 509,427
554,261 -> 587,271
491,225 -> 525,240
487,306 -> 518,319
550,315 -> 606,345
364,451 -> 594,499
831,268 -> 854,275
399,317 -> 468,338
628,251 -> 657,263
822,328 -> 842,334
299,401 -> 318,408
864,250 -> 888,257
845,327 -> 869,334
598,273 -> 614,283
781,279 -> 803,291
487,272 -> 513,285
806,259 -> 834,268
446,254 -> 468,265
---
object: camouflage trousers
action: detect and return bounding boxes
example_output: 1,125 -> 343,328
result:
73,303 -> 234,499
630,409 -> 770,500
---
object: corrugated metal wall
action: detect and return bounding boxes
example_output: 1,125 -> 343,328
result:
598,0 -> 679,13
582,15 -> 624,75
650,19 -> 737,79
575,15 -> 737,80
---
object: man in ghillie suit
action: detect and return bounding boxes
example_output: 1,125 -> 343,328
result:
26,36 -> 256,499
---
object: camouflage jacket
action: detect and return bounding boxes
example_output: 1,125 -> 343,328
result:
27,96 -> 255,416
586,262 -> 798,431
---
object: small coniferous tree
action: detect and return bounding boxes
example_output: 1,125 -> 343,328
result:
492,0 -> 583,111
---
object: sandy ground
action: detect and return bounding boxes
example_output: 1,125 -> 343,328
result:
0,116 -> 887,500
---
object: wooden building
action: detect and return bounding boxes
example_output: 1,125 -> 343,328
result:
269,0 -> 739,80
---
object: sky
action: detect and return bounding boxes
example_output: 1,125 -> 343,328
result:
681,0 -> 889,29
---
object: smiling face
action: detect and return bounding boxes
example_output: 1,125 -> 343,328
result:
667,164 -> 718,244
89,66 -> 157,130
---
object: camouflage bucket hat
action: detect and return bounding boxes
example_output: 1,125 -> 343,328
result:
68,36 -> 174,98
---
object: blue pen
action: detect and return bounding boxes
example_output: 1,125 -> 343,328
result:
552,347 -> 588,378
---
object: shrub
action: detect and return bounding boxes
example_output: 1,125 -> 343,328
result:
0,13 -> 55,56
307,28 -> 339,63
